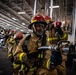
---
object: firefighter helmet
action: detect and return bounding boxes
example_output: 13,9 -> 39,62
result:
28,15 -> 47,29
56,22 -> 62,27
44,15 -> 54,30
14,31 -> 23,40
10,30 -> 15,34
44,15 -> 52,23
28,15 -> 47,36
9,29 -> 15,35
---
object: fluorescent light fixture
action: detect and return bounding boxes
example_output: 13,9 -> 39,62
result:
12,17 -> 16,20
62,21 -> 65,24
4,28 -> 6,29
20,29 -> 24,31
22,23 -> 25,25
27,32 -> 29,33
16,27 -> 19,29
7,23 -> 10,26
49,6 -> 59,8
18,11 -> 25,14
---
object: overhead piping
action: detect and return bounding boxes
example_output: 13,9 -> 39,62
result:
0,1 -> 30,24
9,2 -> 31,21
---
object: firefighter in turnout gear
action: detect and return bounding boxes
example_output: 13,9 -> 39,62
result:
45,15 -> 68,44
7,31 -> 23,75
13,14 -> 54,75
44,15 -> 68,75
6,29 -> 15,52
36,15 -> 59,75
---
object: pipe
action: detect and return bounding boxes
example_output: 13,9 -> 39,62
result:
0,1 -> 30,24
50,0 -> 53,18
34,0 -> 37,16
9,2 -> 31,21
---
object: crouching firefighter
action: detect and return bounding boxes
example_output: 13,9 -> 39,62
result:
45,15 -> 68,75
13,14 -> 53,75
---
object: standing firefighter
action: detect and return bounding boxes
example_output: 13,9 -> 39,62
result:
45,15 -> 68,44
8,31 -> 23,75
44,15 -> 68,75
13,14 -> 54,75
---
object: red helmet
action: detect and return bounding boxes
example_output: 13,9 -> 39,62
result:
9,29 -> 15,35
11,30 -> 14,33
44,15 -> 54,30
28,15 -> 47,29
14,31 -> 23,40
56,22 -> 62,27
44,15 -> 52,23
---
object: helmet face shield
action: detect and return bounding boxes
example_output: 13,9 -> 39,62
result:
34,23 -> 45,36
35,23 -> 45,28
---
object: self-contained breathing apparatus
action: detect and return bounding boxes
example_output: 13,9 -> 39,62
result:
21,33 -> 47,74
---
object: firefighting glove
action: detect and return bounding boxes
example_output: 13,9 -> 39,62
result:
55,25 -> 63,36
